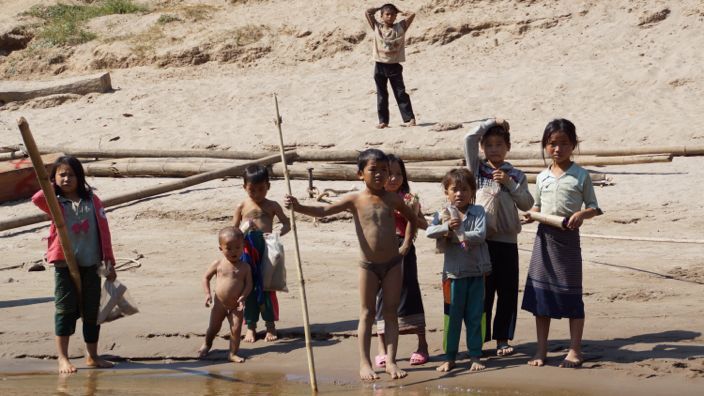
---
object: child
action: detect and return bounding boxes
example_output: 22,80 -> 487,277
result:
233,165 -> 290,343
31,156 -> 116,374
374,155 -> 429,368
198,227 -> 252,363
284,149 -> 424,381
426,168 -> 491,372
365,4 -> 416,128
464,118 -> 534,356
521,118 -> 602,368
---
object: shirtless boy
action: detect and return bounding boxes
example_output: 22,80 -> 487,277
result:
233,165 -> 290,343
285,149 -> 425,381
198,227 -> 252,363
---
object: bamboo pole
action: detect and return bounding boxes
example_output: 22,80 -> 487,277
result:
16,117 -> 83,303
270,163 -> 610,184
4,145 -> 702,163
0,153 -> 293,232
273,94 -> 317,392
1,145 -> 272,161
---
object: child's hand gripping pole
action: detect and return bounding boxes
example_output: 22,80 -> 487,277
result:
17,117 -> 83,311
272,94 -> 318,392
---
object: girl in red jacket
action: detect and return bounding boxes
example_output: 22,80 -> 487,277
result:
32,156 -> 116,373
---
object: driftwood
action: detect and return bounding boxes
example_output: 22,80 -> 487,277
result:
1,145 -> 272,161
269,163 -> 610,184
0,152 -> 293,232
3,145 -> 702,163
0,72 -> 112,103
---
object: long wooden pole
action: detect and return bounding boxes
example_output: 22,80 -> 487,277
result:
16,117 -> 83,302
273,94 -> 317,392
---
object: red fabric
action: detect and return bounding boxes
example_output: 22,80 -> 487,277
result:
32,190 -> 115,266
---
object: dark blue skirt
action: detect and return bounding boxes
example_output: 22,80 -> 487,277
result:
521,223 -> 584,319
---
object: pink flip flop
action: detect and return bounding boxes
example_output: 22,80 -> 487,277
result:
374,354 -> 386,368
409,352 -> 429,366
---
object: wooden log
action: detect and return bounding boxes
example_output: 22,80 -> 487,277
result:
0,152 -> 294,232
3,145 -> 702,163
0,72 -> 112,103
270,163 -> 609,184
1,145 -> 273,161
0,152 -> 63,202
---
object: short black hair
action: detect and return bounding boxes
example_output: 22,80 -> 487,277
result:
481,124 -> 511,148
541,118 -> 577,149
380,3 -> 400,14
441,168 -> 477,204
243,164 -> 269,185
357,148 -> 389,172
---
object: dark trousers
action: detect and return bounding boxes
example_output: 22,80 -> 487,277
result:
374,62 -> 415,124
54,265 -> 101,343
484,240 -> 519,342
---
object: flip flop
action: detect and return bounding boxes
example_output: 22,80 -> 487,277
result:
375,354 -> 386,368
409,352 -> 429,366
496,344 -> 514,356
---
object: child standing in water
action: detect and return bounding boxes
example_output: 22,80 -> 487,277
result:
285,149 -> 424,381
233,165 -> 290,343
365,4 -> 416,128
32,156 -> 116,374
374,155 -> 429,368
464,118 -> 534,356
522,118 -> 602,368
426,168 -> 491,372
198,227 -> 252,363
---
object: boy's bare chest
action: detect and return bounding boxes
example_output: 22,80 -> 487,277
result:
357,200 -> 393,225
217,263 -> 244,279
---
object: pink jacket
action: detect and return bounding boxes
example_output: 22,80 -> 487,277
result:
32,190 -> 115,266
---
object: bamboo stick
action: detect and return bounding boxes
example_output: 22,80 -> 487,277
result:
522,227 -> 704,244
273,94 -> 317,392
16,117 -> 83,303
0,153 -> 293,232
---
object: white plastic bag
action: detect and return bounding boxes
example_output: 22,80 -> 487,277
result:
475,184 -> 500,237
261,233 -> 287,292
98,278 -> 139,324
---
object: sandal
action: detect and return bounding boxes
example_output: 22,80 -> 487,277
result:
409,352 -> 429,366
374,354 -> 386,368
496,344 -> 515,356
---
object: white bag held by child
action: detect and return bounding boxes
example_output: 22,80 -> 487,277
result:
97,263 -> 139,324
475,184 -> 500,237
261,233 -> 287,292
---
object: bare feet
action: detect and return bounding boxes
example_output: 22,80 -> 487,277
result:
436,360 -> 456,372
359,363 -> 380,381
385,362 -> 407,379
376,123 -> 388,129
244,328 -> 256,343
469,357 -> 486,371
58,357 -> 77,374
527,355 -> 546,367
197,342 -> 212,358
559,349 -> 583,368
401,119 -> 416,127
229,353 -> 245,363
85,355 -> 114,369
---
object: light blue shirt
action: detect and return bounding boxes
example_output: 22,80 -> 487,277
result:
533,163 -> 600,217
